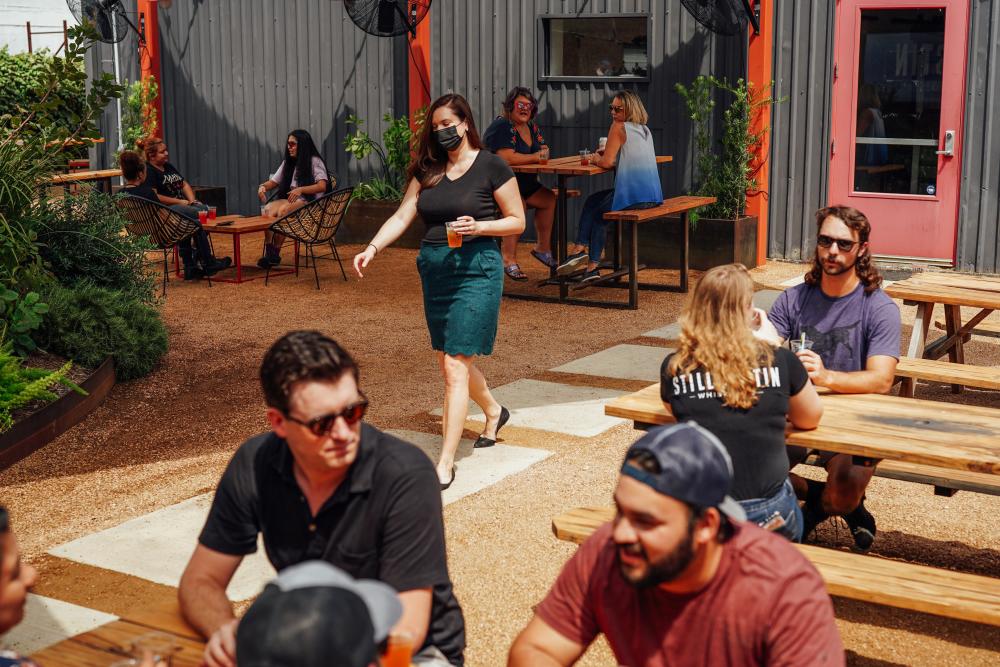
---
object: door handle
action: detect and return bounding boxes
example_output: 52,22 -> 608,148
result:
936,130 -> 955,156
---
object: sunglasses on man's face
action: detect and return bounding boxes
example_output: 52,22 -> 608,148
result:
515,101 -> 534,112
817,234 -> 858,252
609,104 -> 624,113
285,396 -> 369,436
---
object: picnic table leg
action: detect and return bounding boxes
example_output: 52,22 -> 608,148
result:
679,211 -> 690,293
233,232 -> 243,283
945,305 -> 965,393
907,302 -> 931,358
557,175 -> 569,300
628,221 -> 638,309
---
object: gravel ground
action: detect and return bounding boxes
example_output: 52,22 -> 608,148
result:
2,242 -> 998,665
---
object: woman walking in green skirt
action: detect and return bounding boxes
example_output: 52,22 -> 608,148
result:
354,93 -> 525,489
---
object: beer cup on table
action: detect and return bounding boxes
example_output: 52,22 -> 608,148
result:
579,149 -> 590,166
538,145 -> 549,164
382,631 -> 415,667
598,136 -> 607,154
208,206 -> 217,221
197,209 -> 208,224
445,220 -> 462,248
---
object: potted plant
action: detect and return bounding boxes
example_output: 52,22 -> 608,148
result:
338,109 -> 425,247
667,75 -> 779,270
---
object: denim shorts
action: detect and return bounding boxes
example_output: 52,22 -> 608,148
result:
737,478 -> 803,542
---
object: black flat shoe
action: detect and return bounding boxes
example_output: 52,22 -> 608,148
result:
473,406 -> 510,449
440,466 -> 456,491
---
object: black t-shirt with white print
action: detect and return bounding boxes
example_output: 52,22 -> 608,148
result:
660,346 -> 808,501
145,161 -> 187,199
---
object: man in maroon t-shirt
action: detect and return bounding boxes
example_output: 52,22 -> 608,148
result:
509,423 -> 844,667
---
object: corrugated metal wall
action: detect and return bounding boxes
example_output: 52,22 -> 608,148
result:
767,0 -> 835,263
90,1 -> 407,213
430,0 -> 745,228
957,0 -> 1000,273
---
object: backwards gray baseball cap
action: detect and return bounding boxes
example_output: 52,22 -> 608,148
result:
621,422 -> 747,522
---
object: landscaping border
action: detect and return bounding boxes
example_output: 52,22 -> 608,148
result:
0,357 -> 116,470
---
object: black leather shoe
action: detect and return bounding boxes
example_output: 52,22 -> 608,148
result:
474,406 -> 510,448
205,257 -> 233,275
440,466 -> 456,491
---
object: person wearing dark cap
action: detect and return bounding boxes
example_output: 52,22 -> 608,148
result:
236,561 -> 402,667
509,423 -> 844,667
179,331 -> 465,667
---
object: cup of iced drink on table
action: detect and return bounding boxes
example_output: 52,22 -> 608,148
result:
382,631 -> 414,667
197,209 -> 208,224
579,149 -> 590,165
598,136 -> 607,154
791,333 -> 813,353
445,220 -> 462,248
208,206 -> 217,221
539,145 -> 549,164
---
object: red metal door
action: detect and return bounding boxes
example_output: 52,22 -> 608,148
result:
829,0 -> 969,263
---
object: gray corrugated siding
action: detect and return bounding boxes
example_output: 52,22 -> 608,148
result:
430,0 -> 745,229
89,1 -> 406,213
767,0 -> 835,263
957,0 -> 1000,273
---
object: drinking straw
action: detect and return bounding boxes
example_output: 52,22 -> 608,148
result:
800,332 -> 806,348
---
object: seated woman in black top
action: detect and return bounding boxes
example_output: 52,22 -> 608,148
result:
353,94 -> 525,489
140,137 -> 207,218
256,130 -> 332,268
483,87 -> 557,279
660,263 -> 823,541
119,150 -> 230,280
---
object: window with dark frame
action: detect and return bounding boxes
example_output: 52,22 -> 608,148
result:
540,15 -> 650,81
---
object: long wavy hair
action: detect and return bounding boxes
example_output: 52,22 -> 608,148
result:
805,205 -> 882,293
667,264 -> 774,410
408,93 -> 483,189
138,136 -> 165,163
277,129 -> 331,199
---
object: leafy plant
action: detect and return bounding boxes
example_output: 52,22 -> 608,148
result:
0,343 -> 84,433
343,108 -> 425,201
38,282 -> 168,381
121,75 -> 158,151
0,47 -> 88,149
675,76 -> 781,220
0,289 -> 48,355
32,190 -> 157,304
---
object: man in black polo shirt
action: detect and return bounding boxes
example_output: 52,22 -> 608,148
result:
178,331 -> 465,667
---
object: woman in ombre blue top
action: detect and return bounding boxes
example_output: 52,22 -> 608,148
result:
557,91 -> 663,284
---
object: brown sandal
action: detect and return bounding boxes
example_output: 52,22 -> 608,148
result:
504,264 -> 528,281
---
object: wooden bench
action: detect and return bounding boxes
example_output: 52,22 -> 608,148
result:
549,187 -> 581,199
896,357 -> 1000,397
592,195 -> 716,308
801,454 -> 1000,498
552,507 -> 1000,627
935,318 -> 1000,339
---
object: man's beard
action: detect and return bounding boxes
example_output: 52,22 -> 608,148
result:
616,523 -> 697,589
818,253 -> 856,277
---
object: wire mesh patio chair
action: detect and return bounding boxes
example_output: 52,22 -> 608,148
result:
265,186 -> 354,289
116,195 -> 211,296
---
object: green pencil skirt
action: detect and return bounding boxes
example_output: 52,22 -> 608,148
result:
416,239 -> 503,357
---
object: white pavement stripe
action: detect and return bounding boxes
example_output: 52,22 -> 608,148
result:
386,429 -> 551,505
642,322 -> 680,340
49,495 -> 275,602
433,379 -> 626,437
4,594 -> 117,654
551,344 -> 672,382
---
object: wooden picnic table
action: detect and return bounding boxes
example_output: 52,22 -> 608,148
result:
507,154 -> 672,308
30,599 -> 204,666
200,215 -> 300,284
604,383 -> 1000,475
885,275 -> 1000,392
49,168 -> 121,193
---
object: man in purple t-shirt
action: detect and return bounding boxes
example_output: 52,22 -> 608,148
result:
765,206 -> 900,552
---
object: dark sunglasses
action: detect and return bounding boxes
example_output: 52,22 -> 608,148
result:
609,104 -> 624,113
515,101 -> 534,111
285,396 -> 369,436
816,234 -> 858,252
287,141 -> 298,147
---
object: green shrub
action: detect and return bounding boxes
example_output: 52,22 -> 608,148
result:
0,47 -> 87,141
0,343 -> 84,433
344,108 -> 425,201
33,190 -> 157,304
39,282 -> 168,381
121,76 -> 158,151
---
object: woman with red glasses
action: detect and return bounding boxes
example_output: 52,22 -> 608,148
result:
483,86 -> 557,280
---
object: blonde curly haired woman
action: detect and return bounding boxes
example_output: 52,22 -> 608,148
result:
660,264 -> 823,541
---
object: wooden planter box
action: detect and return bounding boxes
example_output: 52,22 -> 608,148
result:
337,199 -> 424,248
0,357 -> 116,470
635,214 -> 758,270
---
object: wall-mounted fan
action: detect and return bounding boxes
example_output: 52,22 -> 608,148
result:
345,0 -> 433,38
680,0 -> 760,36
67,0 -> 143,44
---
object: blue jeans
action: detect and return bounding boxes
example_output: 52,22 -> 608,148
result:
737,478 -> 803,542
574,189 -> 615,263
169,203 -> 214,266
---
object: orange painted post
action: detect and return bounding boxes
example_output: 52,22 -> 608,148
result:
746,0 -> 772,267
136,0 -> 165,138
408,14 -> 431,136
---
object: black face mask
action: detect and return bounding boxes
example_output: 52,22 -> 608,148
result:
434,124 -> 464,151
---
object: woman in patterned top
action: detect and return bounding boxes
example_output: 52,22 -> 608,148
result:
483,87 -> 557,280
